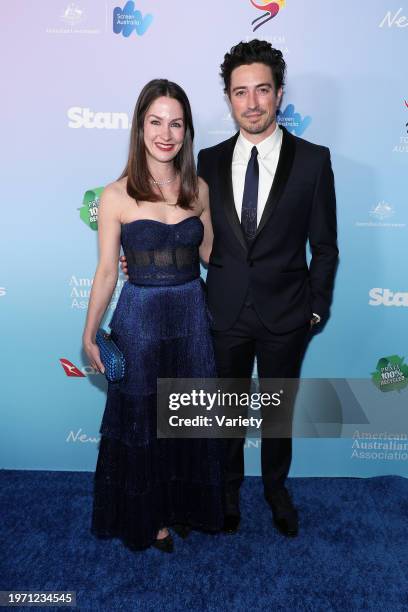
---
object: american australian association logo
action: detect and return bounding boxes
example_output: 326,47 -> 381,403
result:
113,1 -> 153,37
371,355 -> 408,393
79,187 -> 104,230
250,0 -> 285,32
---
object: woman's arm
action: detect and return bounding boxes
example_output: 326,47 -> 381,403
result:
82,183 -> 122,372
198,177 -> 213,265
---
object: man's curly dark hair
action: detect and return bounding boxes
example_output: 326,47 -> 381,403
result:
220,39 -> 286,95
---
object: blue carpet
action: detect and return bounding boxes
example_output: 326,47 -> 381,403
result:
1,471 -> 408,611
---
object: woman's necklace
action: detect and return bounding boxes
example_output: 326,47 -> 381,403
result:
150,175 -> 177,186
161,200 -> 178,207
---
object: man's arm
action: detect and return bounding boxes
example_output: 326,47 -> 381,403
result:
196,149 -> 207,183
198,177 -> 213,264
308,149 -> 339,321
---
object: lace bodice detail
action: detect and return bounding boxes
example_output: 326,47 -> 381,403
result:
121,217 -> 203,286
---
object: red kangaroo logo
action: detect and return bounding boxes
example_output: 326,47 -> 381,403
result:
60,358 -> 85,377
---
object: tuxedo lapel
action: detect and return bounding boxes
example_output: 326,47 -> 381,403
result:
254,126 -> 296,240
218,132 -> 247,253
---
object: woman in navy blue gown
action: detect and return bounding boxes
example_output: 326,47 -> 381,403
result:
83,80 -> 224,552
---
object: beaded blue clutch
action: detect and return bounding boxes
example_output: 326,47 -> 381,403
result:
96,329 -> 125,383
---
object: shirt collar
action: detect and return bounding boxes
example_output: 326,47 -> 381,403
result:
234,123 -> 282,161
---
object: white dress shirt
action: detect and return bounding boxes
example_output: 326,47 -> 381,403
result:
232,123 -> 283,226
231,124 -> 320,323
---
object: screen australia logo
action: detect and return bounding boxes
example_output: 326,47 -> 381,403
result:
277,104 -> 311,136
113,1 -> 153,37
250,1 -> 286,32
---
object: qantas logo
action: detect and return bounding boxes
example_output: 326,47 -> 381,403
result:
59,358 -> 100,377
60,359 -> 85,377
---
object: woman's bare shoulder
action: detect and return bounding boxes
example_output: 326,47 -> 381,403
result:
97,179 -> 130,224
102,178 -> 127,200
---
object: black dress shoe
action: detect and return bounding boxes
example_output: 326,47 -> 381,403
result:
152,533 -> 174,553
222,514 -> 240,534
267,487 -> 299,538
173,524 -> 191,539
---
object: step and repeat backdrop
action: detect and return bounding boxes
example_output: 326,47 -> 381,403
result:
1,1 -> 407,476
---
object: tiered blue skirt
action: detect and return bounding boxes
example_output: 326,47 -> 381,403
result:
91,278 -> 224,550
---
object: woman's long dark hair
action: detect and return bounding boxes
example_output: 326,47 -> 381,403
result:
119,79 -> 197,210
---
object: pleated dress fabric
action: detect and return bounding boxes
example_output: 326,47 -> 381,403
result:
91,217 -> 224,550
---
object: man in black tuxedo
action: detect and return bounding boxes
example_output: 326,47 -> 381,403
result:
197,40 -> 338,537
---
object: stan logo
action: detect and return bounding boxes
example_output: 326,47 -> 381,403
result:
79,187 -> 104,230
277,104 -> 312,136
68,107 -> 130,130
369,201 -> 394,221
379,8 -> 408,28
61,3 -> 84,25
372,356 -> 408,393
60,358 -> 100,377
250,0 -> 285,32
369,288 -> 408,307
113,1 -> 153,37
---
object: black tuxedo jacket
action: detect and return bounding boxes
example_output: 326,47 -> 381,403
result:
197,126 -> 339,333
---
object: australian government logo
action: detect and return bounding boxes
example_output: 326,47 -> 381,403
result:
355,201 -> 406,228
113,1 -> 153,37
46,2 -> 102,35
208,111 -> 235,138
371,356 -> 408,393
277,104 -> 311,137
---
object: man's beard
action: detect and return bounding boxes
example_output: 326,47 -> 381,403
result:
241,111 -> 275,135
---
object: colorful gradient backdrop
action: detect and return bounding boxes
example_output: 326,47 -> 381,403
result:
1,1 -> 407,476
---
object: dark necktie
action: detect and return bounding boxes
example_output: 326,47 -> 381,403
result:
241,146 -> 259,242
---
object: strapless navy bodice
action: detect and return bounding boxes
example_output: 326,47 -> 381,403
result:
121,216 -> 203,286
